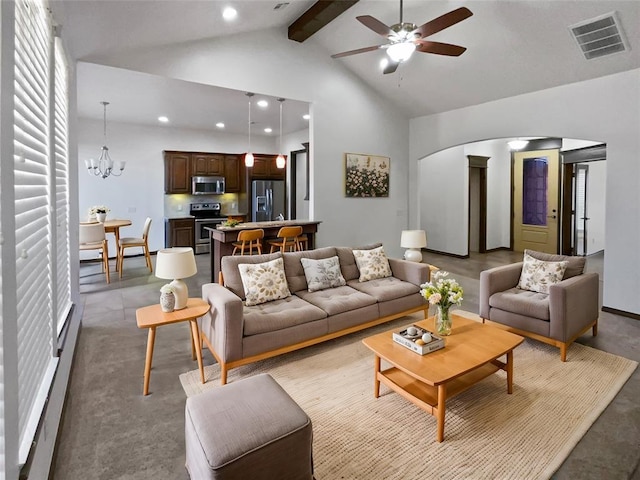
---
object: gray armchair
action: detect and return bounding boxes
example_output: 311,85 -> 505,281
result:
479,250 -> 599,361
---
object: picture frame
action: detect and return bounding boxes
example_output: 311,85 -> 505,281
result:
344,153 -> 390,197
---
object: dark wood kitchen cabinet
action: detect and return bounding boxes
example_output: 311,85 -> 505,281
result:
223,154 -> 242,193
191,153 -> 224,176
165,218 -> 195,248
250,154 -> 286,180
164,151 -> 191,194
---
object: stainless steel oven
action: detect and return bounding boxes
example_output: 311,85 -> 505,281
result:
190,203 -> 224,254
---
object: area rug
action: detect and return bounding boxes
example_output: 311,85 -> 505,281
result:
180,314 -> 637,480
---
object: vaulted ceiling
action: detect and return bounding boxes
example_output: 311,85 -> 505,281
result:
51,0 -> 640,134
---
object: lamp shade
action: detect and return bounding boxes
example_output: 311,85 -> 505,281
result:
401,230 -> 427,249
155,247 -> 197,280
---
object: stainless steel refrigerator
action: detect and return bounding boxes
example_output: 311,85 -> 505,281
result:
251,180 -> 286,222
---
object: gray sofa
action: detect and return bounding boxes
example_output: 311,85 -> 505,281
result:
479,250 -> 599,361
200,245 -> 434,384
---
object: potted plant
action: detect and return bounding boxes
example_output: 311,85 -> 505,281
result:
89,205 -> 110,223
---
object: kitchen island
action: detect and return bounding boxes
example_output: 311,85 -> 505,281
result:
206,220 -> 322,282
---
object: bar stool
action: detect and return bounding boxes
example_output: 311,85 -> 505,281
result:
232,229 -> 264,255
296,233 -> 309,251
267,226 -> 303,253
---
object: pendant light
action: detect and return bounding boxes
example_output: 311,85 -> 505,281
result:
244,92 -> 254,167
276,98 -> 286,169
84,101 -> 126,178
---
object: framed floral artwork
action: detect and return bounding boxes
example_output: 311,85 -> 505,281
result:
344,153 -> 390,197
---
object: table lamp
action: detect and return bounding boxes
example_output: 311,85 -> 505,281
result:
155,247 -> 197,310
401,230 -> 427,263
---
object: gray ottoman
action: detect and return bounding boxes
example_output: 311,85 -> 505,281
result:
185,373 -> 313,480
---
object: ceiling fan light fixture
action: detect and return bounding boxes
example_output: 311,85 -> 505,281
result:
387,41 -> 415,62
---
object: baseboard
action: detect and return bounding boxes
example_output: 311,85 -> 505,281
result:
601,306 -> 640,321
19,303 -> 83,480
484,247 -> 511,253
424,248 -> 469,259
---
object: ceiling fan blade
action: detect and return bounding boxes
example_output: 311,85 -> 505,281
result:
383,60 -> 400,75
412,7 -> 473,38
416,40 -> 467,57
357,15 -> 395,37
331,45 -> 383,59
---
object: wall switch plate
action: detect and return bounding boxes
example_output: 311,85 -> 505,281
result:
177,205 -> 183,211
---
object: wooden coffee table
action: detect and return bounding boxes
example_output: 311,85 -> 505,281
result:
362,311 -> 524,442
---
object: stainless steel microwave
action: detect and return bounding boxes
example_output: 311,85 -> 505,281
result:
192,176 -> 225,195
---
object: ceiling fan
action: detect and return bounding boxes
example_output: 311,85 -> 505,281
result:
331,1 -> 473,74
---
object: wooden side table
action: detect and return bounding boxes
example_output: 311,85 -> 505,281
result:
136,298 -> 210,396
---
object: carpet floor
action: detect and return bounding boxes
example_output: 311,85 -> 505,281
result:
180,314 -> 637,480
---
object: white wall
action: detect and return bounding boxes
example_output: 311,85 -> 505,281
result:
78,118 -> 276,258
418,146 -> 468,255
410,69 -> 640,314
89,27 -> 411,258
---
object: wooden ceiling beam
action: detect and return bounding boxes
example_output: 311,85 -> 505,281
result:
288,0 -> 359,43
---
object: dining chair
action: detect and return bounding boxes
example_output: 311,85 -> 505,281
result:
79,223 -> 110,283
117,217 -> 153,278
232,229 -> 264,255
267,226 -> 303,253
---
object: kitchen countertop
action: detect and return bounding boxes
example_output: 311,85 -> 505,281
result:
164,215 -> 195,220
212,219 -> 321,232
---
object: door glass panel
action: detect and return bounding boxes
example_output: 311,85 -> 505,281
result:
522,157 -> 548,226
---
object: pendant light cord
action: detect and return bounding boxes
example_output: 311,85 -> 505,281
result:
102,101 -> 109,146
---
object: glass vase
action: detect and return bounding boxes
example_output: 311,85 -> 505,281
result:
436,305 -> 452,336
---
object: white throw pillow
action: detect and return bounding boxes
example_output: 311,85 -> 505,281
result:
300,256 -> 347,292
352,245 -> 392,282
517,253 -> 568,294
238,258 -> 291,306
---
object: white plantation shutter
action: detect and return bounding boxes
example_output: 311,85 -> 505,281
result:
54,37 -> 71,335
14,0 -> 58,464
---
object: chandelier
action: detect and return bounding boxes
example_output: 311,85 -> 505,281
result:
85,101 -> 125,178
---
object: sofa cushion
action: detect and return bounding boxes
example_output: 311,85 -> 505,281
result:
282,247 -> 338,293
353,246 -> 392,282
347,276 -> 419,302
489,287 -> 550,321
295,285 -> 377,316
300,256 -> 346,292
525,249 -> 585,279
336,243 -> 382,281
243,295 -> 327,336
238,257 -> 291,306
222,252 -> 282,299
517,253 -> 568,294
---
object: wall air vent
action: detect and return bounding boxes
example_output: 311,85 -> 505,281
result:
569,12 -> 630,60
274,2 -> 290,11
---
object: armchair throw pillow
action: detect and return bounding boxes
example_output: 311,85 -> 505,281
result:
518,253 -> 569,294
238,257 -> 291,306
353,246 -> 392,282
300,256 -> 347,292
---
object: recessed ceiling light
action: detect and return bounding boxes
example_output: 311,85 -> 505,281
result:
158,116 -> 169,123
264,127 -> 273,133
257,100 -> 269,108
303,114 -> 310,120
216,122 -> 225,128
222,7 -> 237,21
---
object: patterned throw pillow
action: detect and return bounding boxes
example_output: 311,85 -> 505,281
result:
238,258 -> 291,306
353,246 -> 392,282
517,253 -> 569,294
300,256 -> 347,292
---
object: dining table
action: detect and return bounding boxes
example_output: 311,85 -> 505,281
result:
102,219 -> 132,272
